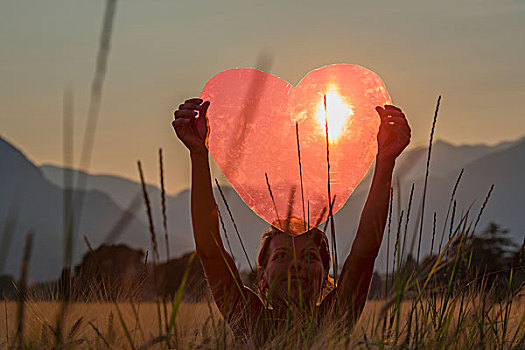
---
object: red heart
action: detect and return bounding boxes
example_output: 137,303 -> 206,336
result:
200,64 -> 390,232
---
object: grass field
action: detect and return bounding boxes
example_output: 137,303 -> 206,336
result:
2,293 -> 524,349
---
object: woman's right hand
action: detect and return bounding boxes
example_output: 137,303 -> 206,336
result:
172,98 -> 210,152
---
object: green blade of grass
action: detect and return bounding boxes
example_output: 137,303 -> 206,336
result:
167,252 -> 196,335
114,302 -> 137,350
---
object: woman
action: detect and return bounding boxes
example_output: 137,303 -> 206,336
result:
172,97 -> 410,344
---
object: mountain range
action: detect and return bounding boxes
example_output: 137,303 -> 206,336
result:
1,135 -> 524,280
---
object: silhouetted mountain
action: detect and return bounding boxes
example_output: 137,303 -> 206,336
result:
40,162 -> 270,272
39,164 -> 266,267
40,165 -> 156,211
0,136 -> 193,280
393,137 -> 525,181
334,138 -> 525,271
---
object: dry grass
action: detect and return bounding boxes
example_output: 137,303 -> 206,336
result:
1,301 -> 221,349
1,296 -> 524,349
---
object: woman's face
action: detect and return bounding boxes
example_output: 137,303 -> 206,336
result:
262,233 -> 326,306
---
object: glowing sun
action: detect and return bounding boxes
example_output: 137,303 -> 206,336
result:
316,85 -> 354,142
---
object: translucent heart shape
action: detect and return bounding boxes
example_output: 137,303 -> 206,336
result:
200,64 -> 391,233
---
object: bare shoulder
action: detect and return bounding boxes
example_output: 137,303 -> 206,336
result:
318,254 -> 376,323
223,285 -> 265,322
226,286 -> 269,339
318,288 -> 337,316
242,285 -> 267,310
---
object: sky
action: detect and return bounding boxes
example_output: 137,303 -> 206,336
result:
1,0 -> 524,194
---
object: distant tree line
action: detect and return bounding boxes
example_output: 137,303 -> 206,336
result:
368,222 -> 524,299
0,244 -> 209,302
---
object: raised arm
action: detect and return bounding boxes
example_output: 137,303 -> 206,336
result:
172,98 -> 260,321
326,105 -> 410,321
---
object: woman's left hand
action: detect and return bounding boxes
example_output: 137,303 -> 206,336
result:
375,105 -> 411,162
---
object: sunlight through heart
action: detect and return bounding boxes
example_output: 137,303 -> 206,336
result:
316,85 -> 355,142
200,64 -> 391,233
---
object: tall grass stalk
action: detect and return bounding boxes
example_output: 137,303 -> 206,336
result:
385,188 -> 393,298
392,210 -> 404,281
166,252 -> 196,348
74,0 -> 117,225
430,212 -> 437,256
114,303 -> 136,350
439,169 -> 464,252
88,321 -> 111,348
14,232 -> 34,349
137,161 -> 160,262
400,184 -> 415,265
129,298 -> 145,344
214,179 -> 254,273
62,88 -> 75,270
158,148 -> 171,337
471,184 -> 494,238
159,148 -> 170,260
324,95 -> 338,283
136,160 -> 163,338
53,3 -> 116,345
264,173 -> 282,228
295,122 -> 306,230
416,95 -> 441,263
53,89 -> 76,348
217,206 -> 235,260
449,200 -> 457,240
322,196 -> 336,233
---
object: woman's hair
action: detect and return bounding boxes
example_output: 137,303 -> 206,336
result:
256,217 -> 334,302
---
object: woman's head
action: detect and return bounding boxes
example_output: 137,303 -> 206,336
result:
256,217 -> 332,306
